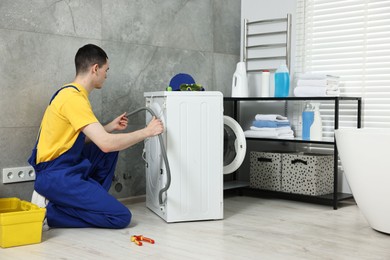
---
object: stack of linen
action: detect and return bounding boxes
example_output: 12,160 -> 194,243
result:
294,73 -> 340,97
244,114 -> 294,139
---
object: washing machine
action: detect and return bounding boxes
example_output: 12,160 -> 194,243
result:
144,91 -> 246,223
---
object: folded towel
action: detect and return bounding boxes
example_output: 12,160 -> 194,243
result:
250,126 -> 293,135
254,114 -> 288,121
294,86 -> 327,97
297,85 -> 339,91
244,130 -> 294,139
252,120 -> 290,128
249,126 -> 291,131
297,73 -> 340,80
244,130 -> 279,138
294,86 -> 341,97
297,79 -> 339,87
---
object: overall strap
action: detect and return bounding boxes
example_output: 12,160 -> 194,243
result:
36,85 -> 81,142
49,85 -> 80,105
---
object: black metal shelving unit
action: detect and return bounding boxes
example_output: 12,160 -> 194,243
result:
224,96 -> 362,209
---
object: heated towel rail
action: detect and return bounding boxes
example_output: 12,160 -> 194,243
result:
243,14 -> 292,73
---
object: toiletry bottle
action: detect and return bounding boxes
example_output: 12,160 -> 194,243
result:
231,62 -> 249,97
310,103 -> 323,140
261,70 -> 270,97
302,102 -> 314,140
274,64 -> 290,97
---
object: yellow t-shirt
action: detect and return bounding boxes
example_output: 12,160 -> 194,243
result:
36,83 -> 98,163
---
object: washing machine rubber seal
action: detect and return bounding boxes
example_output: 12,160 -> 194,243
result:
223,115 -> 247,175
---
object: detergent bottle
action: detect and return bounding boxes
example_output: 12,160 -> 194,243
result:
274,64 -> 290,97
231,62 -> 249,97
302,102 -> 314,140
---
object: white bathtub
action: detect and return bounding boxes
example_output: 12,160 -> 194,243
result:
335,128 -> 390,234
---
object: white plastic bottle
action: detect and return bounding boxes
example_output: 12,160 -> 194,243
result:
231,62 -> 249,97
310,103 -> 323,140
261,70 -> 270,97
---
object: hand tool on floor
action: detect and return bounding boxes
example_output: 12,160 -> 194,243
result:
134,235 -> 155,244
131,235 -> 143,246
131,235 -> 155,246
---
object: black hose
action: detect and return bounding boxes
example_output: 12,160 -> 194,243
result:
126,107 -> 171,206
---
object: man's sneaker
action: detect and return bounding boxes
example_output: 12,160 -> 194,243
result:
31,190 -> 48,208
31,190 -> 50,231
42,218 -> 50,231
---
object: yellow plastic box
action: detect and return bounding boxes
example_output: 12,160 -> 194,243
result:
0,197 -> 46,248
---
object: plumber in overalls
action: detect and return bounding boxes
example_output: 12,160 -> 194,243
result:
28,44 -> 164,229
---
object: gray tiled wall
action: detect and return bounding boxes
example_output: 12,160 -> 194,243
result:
0,0 -> 240,200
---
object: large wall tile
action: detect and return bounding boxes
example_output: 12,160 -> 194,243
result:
101,41 -> 214,124
0,29 -> 103,127
0,0 -> 102,38
0,127 -> 38,199
109,141 -> 146,198
0,181 -> 35,201
0,127 -> 38,167
213,0 -> 241,55
100,41 -> 158,124
102,0 -> 213,52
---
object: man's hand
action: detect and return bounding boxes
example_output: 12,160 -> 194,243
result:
104,112 -> 128,133
145,116 -> 164,137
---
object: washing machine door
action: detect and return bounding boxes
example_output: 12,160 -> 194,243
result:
223,115 -> 246,175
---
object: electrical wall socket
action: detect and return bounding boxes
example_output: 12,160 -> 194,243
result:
2,166 -> 36,184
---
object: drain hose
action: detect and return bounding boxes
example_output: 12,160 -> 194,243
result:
126,107 -> 171,206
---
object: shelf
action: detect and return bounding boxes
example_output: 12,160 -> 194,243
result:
224,96 -> 361,101
245,137 -> 334,145
223,96 -> 361,209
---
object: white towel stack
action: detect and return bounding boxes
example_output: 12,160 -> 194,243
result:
244,114 -> 294,139
294,73 -> 340,97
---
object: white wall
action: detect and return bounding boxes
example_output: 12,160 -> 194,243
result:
241,0 -> 297,20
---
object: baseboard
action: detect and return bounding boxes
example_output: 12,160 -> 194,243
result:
118,195 -> 146,205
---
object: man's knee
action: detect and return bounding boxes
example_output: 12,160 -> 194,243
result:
112,207 -> 132,229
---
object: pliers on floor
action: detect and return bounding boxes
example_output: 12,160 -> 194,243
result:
131,235 -> 155,246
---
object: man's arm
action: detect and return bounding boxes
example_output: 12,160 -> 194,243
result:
82,117 -> 163,153
84,112 -> 128,143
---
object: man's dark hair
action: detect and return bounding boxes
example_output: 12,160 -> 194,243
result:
75,44 -> 108,75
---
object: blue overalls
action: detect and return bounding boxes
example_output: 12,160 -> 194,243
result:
28,86 -> 131,229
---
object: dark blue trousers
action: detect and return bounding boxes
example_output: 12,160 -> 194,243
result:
29,134 -> 131,229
